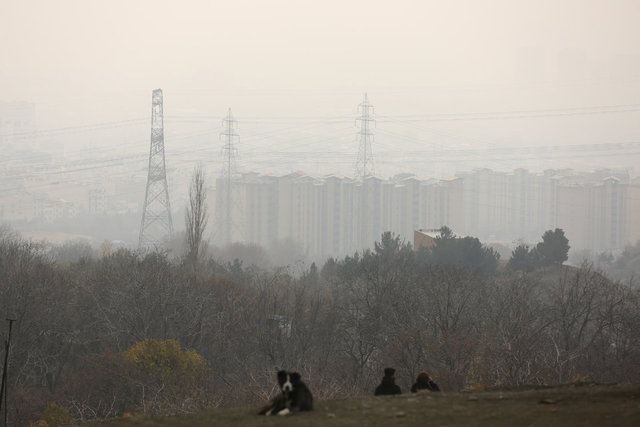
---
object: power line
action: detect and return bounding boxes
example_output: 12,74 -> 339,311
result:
2,101 -> 637,141
376,103 -> 640,122
0,118 -> 147,140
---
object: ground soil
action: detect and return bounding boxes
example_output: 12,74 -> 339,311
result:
94,383 -> 640,426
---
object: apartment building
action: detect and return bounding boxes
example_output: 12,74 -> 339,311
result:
213,169 -> 639,259
629,178 -> 640,245
553,171 -> 636,255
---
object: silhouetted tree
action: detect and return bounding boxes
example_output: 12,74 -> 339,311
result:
537,228 -> 570,266
185,166 -> 208,266
302,262 -> 319,286
429,227 -> 500,275
507,243 -> 532,271
507,243 -> 543,271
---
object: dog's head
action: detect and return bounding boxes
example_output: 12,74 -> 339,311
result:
276,370 -> 301,393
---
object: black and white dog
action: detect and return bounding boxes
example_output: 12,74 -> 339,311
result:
259,370 -> 313,416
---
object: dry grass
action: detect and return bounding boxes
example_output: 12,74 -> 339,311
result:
91,383 -> 640,427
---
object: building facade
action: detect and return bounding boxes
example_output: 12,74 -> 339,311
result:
212,169 -> 640,259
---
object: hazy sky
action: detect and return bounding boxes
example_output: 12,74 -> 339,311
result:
2,0 -> 640,177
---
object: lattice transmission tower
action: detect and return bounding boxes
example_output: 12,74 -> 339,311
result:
355,93 -> 376,180
215,108 -> 240,246
139,89 -> 173,249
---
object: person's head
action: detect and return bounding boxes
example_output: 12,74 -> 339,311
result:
417,372 -> 429,382
384,367 -> 396,378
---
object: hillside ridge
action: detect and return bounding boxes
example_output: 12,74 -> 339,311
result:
94,383 -> 640,426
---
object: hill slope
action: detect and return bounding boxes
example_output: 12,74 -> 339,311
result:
94,383 -> 640,426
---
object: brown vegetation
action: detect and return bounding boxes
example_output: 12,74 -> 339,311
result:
1,227 -> 639,425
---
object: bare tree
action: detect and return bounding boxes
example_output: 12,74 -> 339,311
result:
185,166 -> 208,265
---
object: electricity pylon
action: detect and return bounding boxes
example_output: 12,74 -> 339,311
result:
216,108 -> 239,245
355,93 -> 376,180
139,89 -> 173,249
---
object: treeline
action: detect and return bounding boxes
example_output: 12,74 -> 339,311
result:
571,239 -> 640,287
1,226 -> 639,425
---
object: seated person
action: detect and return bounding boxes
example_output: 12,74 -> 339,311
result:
374,367 -> 402,395
411,372 -> 440,392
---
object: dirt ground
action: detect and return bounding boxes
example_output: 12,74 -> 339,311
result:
95,383 -> 640,426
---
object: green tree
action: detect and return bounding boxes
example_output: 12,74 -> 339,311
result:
508,243 -> 531,271
507,243 -> 543,271
429,227 -> 500,275
437,225 -> 455,240
537,228 -> 570,266
302,262 -> 319,285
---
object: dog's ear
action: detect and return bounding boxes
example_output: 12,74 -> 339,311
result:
290,372 -> 301,382
277,370 -> 287,381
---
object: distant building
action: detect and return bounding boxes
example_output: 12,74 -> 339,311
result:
0,101 -> 36,150
413,228 -> 461,251
0,193 -> 34,222
34,197 -> 78,223
629,178 -> 640,246
89,187 -> 106,214
554,172 -> 635,256
211,168 -> 638,259
413,229 -> 439,251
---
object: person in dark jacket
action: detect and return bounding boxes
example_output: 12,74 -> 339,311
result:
374,367 -> 402,395
410,372 -> 440,392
